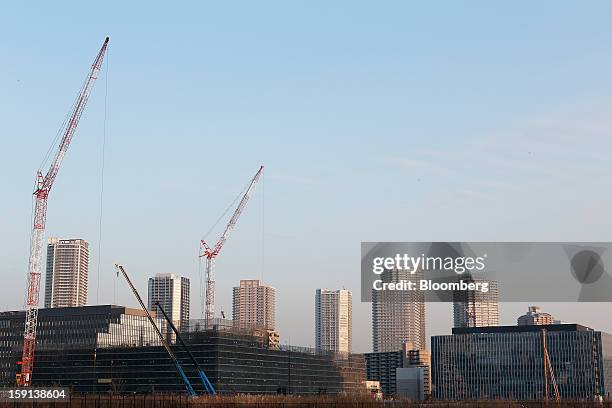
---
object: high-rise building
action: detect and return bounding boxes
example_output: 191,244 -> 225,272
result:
44,238 -> 89,308
432,324 -> 612,400
517,305 -> 555,326
147,273 -> 190,337
372,269 -> 425,352
315,289 -> 352,353
232,280 -> 275,330
452,276 -> 499,328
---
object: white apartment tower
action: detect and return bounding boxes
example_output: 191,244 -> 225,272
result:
453,277 -> 499,328
232,280 -> 276,330
44,238 -> 89,308
148,273 -> 190,335
315,289 -> 352,353
372,269 -> 426,352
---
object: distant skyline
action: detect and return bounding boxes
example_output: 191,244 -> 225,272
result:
2,2 -> 612,352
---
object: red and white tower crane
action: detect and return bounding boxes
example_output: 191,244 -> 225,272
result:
200,165 -> 264,326
17,37 -> 109,387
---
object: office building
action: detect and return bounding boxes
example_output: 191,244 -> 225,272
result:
372,269 -> 425,352
518,305 -> 555,326
0,305 -> 162,385
147,273 -> 190,336
0,306 -> 365,394
315,288 -> 352,353
232,280 -> 275,330
452,276 -> 499,328
44,238 -> 89,308
431,324 -> 612,400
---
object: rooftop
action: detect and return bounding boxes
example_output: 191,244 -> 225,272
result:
0,305 -> 155,318
451,323 -> 594,335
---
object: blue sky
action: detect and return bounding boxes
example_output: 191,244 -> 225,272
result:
2,2 -> 612,352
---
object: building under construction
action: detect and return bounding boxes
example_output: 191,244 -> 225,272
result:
0,305 -> 365,394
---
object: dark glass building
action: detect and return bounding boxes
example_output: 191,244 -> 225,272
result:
0,305 -> 161,385
432,324 -> 612,401
0,306 -> 365,394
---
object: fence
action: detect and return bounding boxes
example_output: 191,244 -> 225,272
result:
0,395 -> 611,408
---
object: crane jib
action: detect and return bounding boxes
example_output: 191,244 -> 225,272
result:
17,37 -> 109,388
201,165 -> 264,328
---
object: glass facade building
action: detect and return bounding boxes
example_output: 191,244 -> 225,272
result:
0,305 -> 162,385
0,306 -> 365,394
432,324 -> 612,401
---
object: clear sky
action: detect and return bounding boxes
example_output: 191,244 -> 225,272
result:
2,1 -> 612,352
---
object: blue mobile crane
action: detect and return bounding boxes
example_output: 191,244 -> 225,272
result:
114,264 -> 198,396
154,301 -> 216,395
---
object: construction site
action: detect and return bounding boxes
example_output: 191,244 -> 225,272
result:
6,7 -> 612,406
0,36 -> 369,403
0,306 -> 364,395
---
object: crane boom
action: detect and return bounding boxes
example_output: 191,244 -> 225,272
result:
17,37 -> 109,387
202,166 -> 264,257
115,265 -> 197,397
42,37 -> 109,192
200,165 -> 264,325
542,329 -> 560,402
155,301 -> 216,395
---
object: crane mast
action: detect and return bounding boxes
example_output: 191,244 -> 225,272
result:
17,37 -> 109,387
200,165 -> 264,326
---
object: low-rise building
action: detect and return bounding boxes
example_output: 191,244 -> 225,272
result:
365,343 -> 431,397
396,367 -> 427,401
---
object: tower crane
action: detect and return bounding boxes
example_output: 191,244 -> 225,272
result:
17,37 -> 109,387
200,165 -> 264,326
